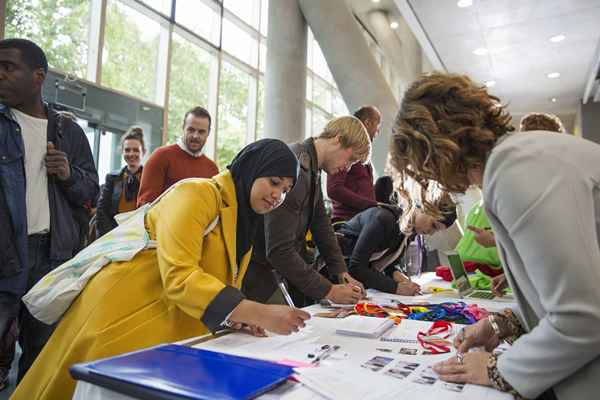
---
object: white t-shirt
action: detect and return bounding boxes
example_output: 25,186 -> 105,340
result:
12,108 -> 51,234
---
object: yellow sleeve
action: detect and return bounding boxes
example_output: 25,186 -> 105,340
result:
152,181 -> 244,329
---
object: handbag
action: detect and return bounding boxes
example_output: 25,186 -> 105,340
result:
22,179 -> 219,325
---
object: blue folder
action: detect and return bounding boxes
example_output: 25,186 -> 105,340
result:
70,344 -> 294,400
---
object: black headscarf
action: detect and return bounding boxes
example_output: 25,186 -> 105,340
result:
227,139 -> 299,265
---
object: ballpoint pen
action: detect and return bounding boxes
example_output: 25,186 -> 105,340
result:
272,269 -> 296,308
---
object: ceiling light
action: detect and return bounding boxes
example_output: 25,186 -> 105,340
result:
547,72 -> 561,79
372,0 -> 381,3
551,97 -> 558,103
390,21 -> 399,29
485,80 -> 496,88
549,34 -> 565,43
457,0 -> 473,8
473,47 -> 489,56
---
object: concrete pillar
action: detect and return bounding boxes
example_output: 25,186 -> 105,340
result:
298,0 -> 398,174
264,0 -> 307,144
579,100 -> 600,144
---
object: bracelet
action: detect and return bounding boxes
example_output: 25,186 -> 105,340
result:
488,314 -> 502,338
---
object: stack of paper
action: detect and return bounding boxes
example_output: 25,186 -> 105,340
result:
335,315 -> 395,339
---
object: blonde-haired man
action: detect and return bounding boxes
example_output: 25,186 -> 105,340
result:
243,116 -> 370,306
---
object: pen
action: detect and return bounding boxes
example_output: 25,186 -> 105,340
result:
311,345 -> 340,365
272,270 -> 296,309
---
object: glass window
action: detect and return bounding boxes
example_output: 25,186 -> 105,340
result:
312,78 -> 332,113
139,0 -> 172,15
259,0 -> 268,36
332,92 -> 348,116
97,130 -> 116,185
312,108 -> 329,136
222,18 -> 258,67
224,0 -> 260,29
167,32 -> 212,143
217,61 -> 250,169
259,40 -> 267,73
175,0 -> 221,46
305,107 -> 312,139
5,0 -> 91,78
102,0 -> 161,103
256,78 -> 265,138
312,40 -> 333,83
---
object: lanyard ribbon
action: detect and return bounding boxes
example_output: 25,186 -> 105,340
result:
417,321 -> 453,354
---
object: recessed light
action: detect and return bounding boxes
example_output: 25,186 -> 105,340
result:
547,72 -> 561,79
473,47 -> 488,56
372,0 -> 381,3
457,0 -> 473,7
549,34 -> 565,43
390,21 -> 399,29
551,97 -> 558,103
485,80 -> 496,88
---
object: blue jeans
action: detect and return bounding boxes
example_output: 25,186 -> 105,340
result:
0,233 -> 62,383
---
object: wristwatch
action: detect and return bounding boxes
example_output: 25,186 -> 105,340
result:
488,314 -> 502,338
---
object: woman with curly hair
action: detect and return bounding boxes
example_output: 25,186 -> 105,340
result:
391,72 -> 600,400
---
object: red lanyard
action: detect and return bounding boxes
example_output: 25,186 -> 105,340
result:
417,321 -> 453,354
354,303 -> 403,324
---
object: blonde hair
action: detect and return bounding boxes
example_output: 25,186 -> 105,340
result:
519,112 -> 564,133
318,116 -> 371,163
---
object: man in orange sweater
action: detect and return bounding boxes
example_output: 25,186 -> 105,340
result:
137,106 -> 219,205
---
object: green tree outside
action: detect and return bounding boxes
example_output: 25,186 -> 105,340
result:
5,0 -> 90,78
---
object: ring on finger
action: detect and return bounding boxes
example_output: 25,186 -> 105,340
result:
456,352 -> 464,364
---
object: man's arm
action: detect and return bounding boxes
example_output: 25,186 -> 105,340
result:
57,122 -> 99,206
326,168 -> 377,211
264,182 -> 334,300
137,150 -> 168,206
96,177 -> 116,237
310,185 -> 347,276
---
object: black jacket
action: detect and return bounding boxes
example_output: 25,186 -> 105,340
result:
96,166 -> 142,237
337,206 -> 412,294
0,105 -> 98,294
243,138 -> 347,303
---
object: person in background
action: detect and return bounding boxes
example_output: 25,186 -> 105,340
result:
0,38 -> 98,388
12,139 -> 310,400
336,182 -> 456,295
96,127 -> 145,237
392,72 -> 600,400
137,106 -> 218,205
519,112 -> 565,133
243,116 -> 369,307
327,106 -> 381,223
467,110 -> 567,295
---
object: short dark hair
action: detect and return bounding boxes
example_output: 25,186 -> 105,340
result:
0,38 -> 48,73
183,106 -> 211,131
121,126 -> 146,153
353,105 -> 379,123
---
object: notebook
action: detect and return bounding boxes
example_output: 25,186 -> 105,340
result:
335,315 -> 396,338
70,344 -> 294,400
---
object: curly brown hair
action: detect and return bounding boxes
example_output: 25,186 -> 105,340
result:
390,73 -> 513,214
519,112 -> 564,133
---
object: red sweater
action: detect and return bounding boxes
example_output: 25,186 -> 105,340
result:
326,162 -> 377,221
137,144 -> 219,206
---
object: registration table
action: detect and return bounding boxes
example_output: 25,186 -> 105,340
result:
72,273 -> 516,400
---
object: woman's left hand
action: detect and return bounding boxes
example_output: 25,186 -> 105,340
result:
433,352 -> 492,386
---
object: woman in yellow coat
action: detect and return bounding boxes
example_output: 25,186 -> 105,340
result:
12,139 -> 310,400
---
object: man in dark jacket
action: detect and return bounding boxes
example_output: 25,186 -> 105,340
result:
243,116 -> 369,307
0,38 -> 98,386
327,105 -> 381,222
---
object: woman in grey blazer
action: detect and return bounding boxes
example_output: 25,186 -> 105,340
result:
390,72 -> 600,400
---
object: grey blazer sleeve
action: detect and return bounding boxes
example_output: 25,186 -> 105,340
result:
484,140 -> 600,399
